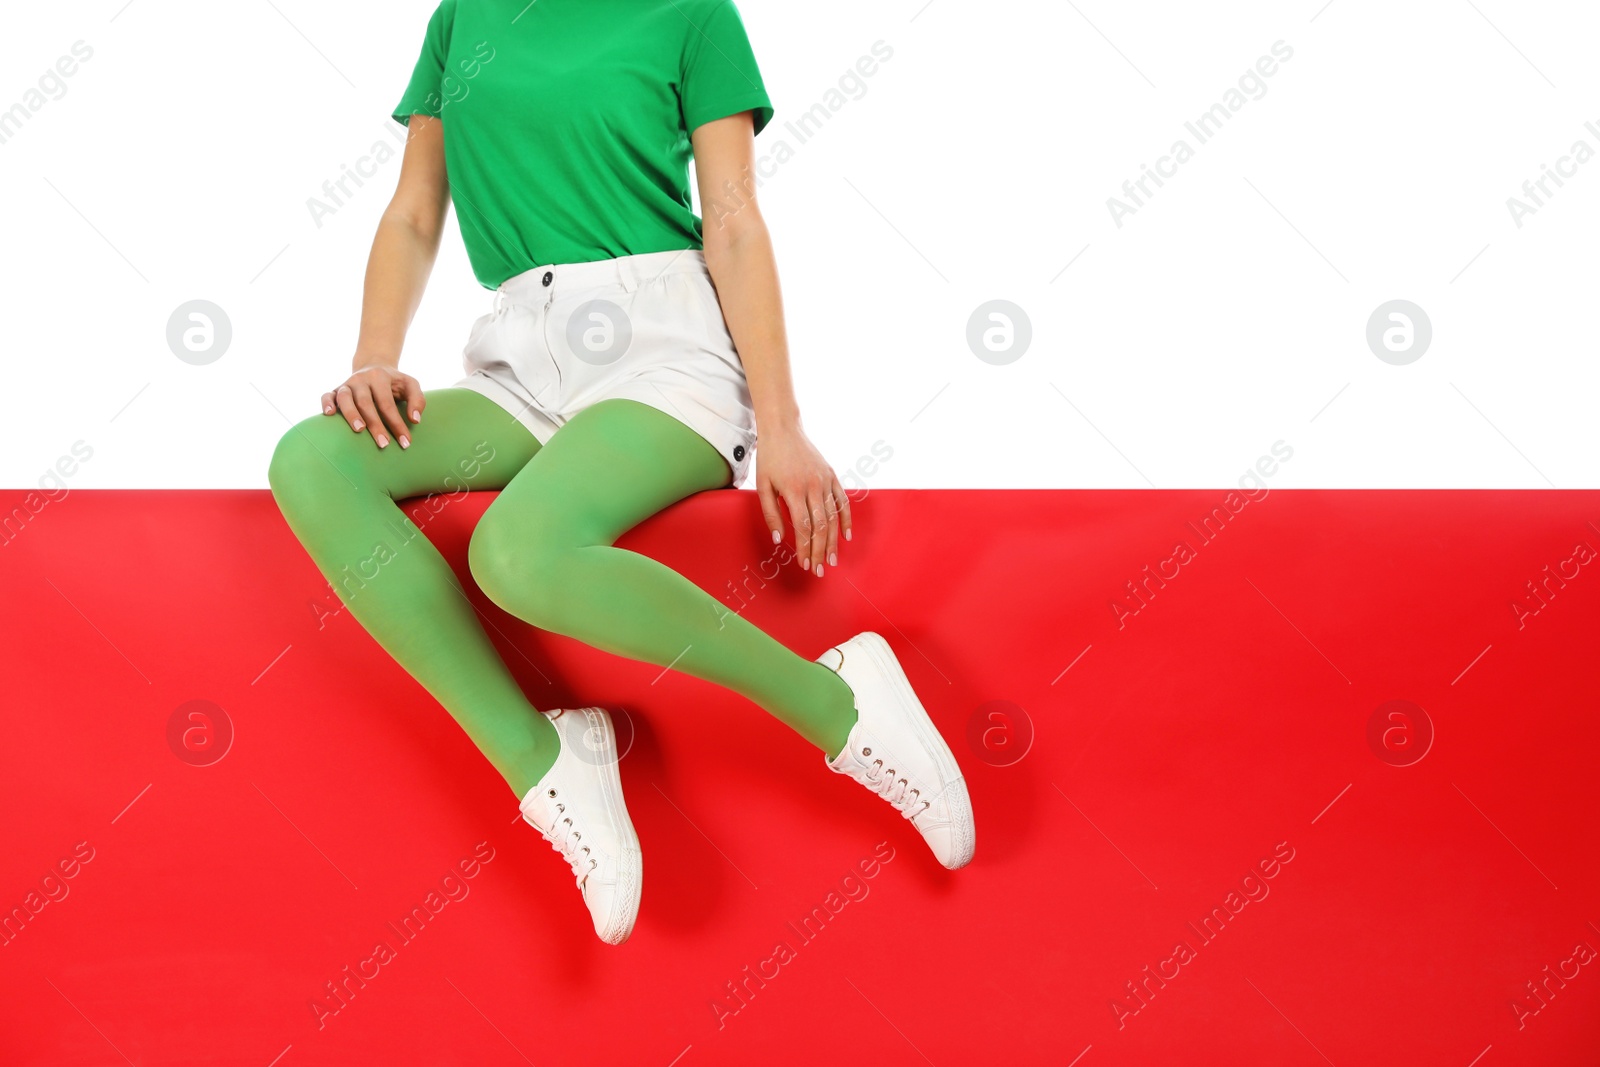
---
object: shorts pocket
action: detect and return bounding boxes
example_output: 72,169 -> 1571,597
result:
686,272 -> 731,341
467,305 -> 564,411
677,272 -> 747,379
461,310 -> 498,372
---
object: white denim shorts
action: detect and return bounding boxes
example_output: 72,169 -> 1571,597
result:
452,248 -> 758,486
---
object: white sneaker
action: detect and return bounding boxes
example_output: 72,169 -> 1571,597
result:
518,707 -> 642,945
816,632 -> 976,869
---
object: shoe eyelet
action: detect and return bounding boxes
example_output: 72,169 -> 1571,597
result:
548,788 -> 557,798
861,747 -> 871,756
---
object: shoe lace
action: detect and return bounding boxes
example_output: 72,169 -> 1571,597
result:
541,793 -> 598,889
861,754 -> 932,820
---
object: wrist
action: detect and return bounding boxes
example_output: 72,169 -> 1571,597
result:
755,404 -> 802,436
352,351 -> 400,372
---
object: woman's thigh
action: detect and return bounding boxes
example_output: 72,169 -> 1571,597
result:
479,397 -> 729,548
269,387 -> 543,503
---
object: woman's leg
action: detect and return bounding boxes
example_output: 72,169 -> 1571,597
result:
467,398 -> 859,773
267,387 -> 560,798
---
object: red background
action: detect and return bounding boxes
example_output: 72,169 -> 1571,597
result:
2,488 -> 1597,1065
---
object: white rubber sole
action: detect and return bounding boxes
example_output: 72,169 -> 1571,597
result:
851,633 -> 976,869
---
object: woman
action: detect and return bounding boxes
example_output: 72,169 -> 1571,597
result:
267,0 -> 974,945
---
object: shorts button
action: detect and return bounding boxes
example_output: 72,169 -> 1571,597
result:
732,445 -> 746,461
542,271 -> 553,286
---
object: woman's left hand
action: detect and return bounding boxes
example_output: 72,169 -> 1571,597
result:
756,424 -> 852,578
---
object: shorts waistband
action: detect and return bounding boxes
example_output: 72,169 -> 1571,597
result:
496,248 -> 709,307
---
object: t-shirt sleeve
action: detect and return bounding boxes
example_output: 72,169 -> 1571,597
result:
391,0 -> 455,128
680,0 -> 774,137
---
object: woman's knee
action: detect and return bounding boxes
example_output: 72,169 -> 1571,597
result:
467,508 -> 574,625
267,416 -> 366,512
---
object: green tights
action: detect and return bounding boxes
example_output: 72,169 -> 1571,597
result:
267,388 -> 858,800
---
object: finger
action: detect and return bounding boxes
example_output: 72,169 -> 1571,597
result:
334,385 -> 365,433
351,385 -> 390,448
831,473 -> 854,547
757,478 -> 785,545
803,481 -> 828,575
808,487 -> 830,577
401,376 -> 426,426
786,489 -> 814,571
320,391 -> 337,415
822,482 -> 841,571
371,386 -> 411,449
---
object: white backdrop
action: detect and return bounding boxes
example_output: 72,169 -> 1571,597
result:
2,0 -> 1596,490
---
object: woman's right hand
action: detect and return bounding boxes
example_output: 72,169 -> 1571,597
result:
322,363 -> 426,450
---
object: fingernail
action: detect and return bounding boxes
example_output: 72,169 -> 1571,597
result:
324,405 -> 334,414
399,436 -> 410,449
845,530 -> 852,541
816,564 -> 824,577
353,419 -> 364,431
412,410 -> 422,422
376,434 -> 388,448
829,553 -> 837,567
772,530 -> 781,544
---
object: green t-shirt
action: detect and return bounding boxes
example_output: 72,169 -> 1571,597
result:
392,0 -> 774,289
